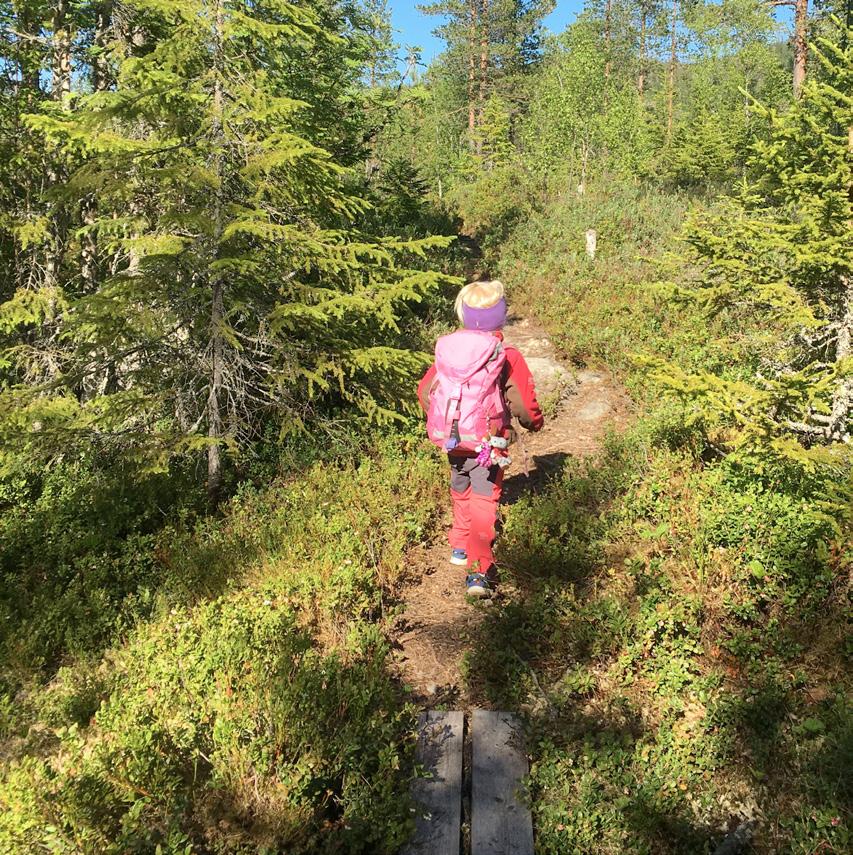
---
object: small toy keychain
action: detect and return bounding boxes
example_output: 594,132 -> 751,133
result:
475,434 -> 512,469
475,436 -> 492,468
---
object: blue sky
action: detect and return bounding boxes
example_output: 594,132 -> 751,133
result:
387,2 -> 793,71
389,2 -> 586,67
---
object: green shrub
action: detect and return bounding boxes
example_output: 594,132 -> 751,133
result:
498,184 -> 714,373
0,431 -> 446,853
491,176 -> 851,852
0,600 -> 412,854
452,163 -> 535,266
486,425 -> 850,853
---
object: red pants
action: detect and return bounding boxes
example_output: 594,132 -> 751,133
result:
448,456 -> 503,572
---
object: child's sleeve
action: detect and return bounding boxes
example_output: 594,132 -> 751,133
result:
417,364 -> 437,414
504,348 -> 544,431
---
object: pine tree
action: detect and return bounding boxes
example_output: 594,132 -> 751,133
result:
420,0 -> 553,147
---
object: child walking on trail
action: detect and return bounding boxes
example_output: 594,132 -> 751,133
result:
418,280 -> 544,598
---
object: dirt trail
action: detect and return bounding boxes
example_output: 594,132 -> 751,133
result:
390,316 -> 632,707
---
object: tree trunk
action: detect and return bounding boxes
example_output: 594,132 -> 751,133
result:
92,2 -> 114,92
577,139 -> 589,195
477,0 -> 489,153
51,0 -> 72,103
468,1 -> 478,149
828,124 -> 853,441
18,6 -> 41,99
605,0 -> 612,79
666,0 -> 678,143
14,7 -> 40,290
80,196 -> 98,290
407,47 -> 419,84
207,0 -> 226,505
81,3 -> 112,293
45,0 -> 72,289
638,12 -> 647,95
828,274 -> 852,441
792,0 -> 808,98
207,276 -> 225,503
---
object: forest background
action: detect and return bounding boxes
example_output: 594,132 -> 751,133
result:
0,0 -> 850,852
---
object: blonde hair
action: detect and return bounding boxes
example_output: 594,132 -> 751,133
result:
455,280 -> 505,323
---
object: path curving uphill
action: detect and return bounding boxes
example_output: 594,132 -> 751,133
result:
390,316 -> 632,707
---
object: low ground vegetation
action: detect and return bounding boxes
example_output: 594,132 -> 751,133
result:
0,433 -> 445,853
473,184 -> 852,853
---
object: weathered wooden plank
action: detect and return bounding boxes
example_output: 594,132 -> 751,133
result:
471,710 -> 534,855
402,710 -> 464,855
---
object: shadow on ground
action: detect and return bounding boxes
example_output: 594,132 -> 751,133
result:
462,435 -> 852,854
502,452 -> 571,505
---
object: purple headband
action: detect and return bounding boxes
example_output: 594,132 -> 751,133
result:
462,297 -> 507,331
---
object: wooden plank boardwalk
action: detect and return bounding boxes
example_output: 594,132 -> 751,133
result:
471,711 -> 534,855
403,711 -> 464,855
403,710 -> 532,855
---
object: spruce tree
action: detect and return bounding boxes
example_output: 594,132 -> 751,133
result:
665,0 -> 787,188
1,0 -> 452,500
650,19 -> 852,465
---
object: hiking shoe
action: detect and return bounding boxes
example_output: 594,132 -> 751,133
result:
466,572 -> 492,598
450,548 -> 468,566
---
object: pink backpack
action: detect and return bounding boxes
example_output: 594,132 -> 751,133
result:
426,330 -> 509,452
